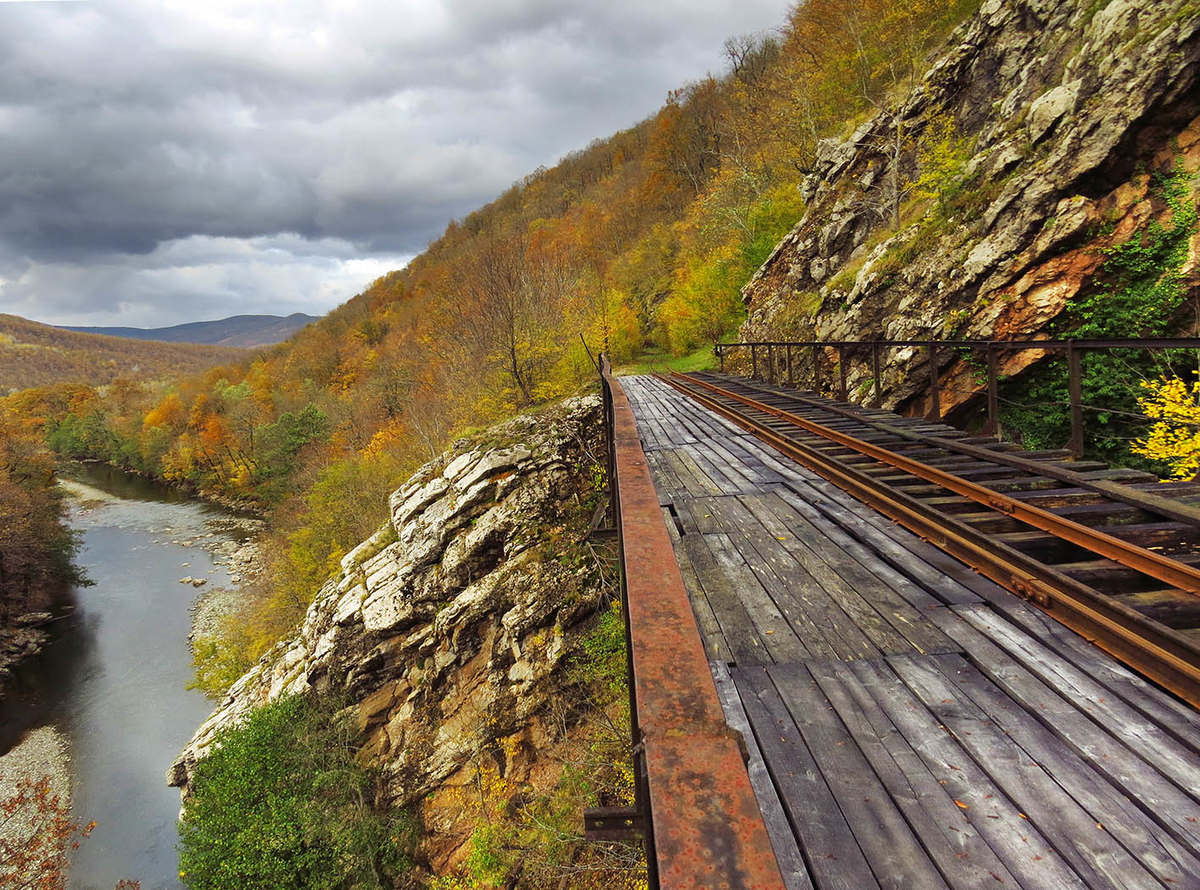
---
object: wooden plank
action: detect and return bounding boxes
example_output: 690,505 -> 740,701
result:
680,442 -> 756,495
707,495 -> 906,658
891,654 -> 1166,890
643,451 -> 679,506
950,604 -> 1200,796
847,658 -> 1091,890
662,449 -> 723,497
775,481 -> 991,605
732,665 -> 884,890
811,658 -> 1026,890
744,494 -> 957,654
930,605 -> 1200,854
706,437 -> 789,486
987,599 -> 1200,754
926,652 -> 1200,886
662,505 -> 730,662
677,531 -> 787,665
714,437 -> 986,608
738,468 -> 954,613
674,497 -> 723,536
711,662 -> 814,890
703,532 -> 813,664
701,498 -> 867,662
768,663 -> 953,890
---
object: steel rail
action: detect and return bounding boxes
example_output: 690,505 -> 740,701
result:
696,372 -> 1200,529
673,372 -> 1200,597
656,373 -> 1200,708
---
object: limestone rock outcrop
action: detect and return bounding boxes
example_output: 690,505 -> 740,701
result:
742,0 -> 1200,416
170,396 -> 607,865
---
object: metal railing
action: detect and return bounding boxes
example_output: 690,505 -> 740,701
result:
591,354 -> 788,889
715,338 -> 1200,457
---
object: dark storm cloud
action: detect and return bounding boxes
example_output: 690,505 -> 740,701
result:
0,0 -> 789,326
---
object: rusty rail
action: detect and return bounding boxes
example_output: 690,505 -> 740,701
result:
715,337 -> 1200,456
679,372 -> 1200,592
660,371 -> 1200,708
597,356 -> 787,890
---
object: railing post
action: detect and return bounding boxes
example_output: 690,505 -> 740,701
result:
837,344 -> 848,402
750,344 -> 758,380
717,344 -> 724,374
812,344 -> 820,394
767,343 -> 775,384
786,344 -> 794,388
872,341 -> 882,408
928,341 -> 941,422
986,342 -> 1000,440
1067,339 -> 1084,458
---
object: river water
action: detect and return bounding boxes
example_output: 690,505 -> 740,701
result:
0,465 -> 249,890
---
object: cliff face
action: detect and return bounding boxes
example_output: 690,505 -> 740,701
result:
171,395 -> 610,871
742,0 -> 1200,415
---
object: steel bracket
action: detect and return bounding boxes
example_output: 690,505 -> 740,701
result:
583,806 -> 644,842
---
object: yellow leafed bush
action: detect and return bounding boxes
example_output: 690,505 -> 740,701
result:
1132,377 -> 1200,479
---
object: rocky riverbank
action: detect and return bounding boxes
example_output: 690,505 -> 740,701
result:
187,538 -> 266,645
0,726 -> 72,868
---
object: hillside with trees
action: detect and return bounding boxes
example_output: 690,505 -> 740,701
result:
0,314 -> 248,393
4,0 -> 983,683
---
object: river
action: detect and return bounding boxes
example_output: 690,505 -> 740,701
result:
0,464 -> 252,890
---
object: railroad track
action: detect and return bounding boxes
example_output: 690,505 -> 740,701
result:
657,370 -> 1200,708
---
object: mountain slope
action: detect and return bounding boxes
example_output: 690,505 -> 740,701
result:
0,313 -> 248,393
61,312 -> 318,347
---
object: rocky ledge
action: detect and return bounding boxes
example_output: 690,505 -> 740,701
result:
169,395 -> 609,861
741,0 -> 1200,414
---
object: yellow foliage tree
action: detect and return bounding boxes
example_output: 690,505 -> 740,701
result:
1132,377 -> 1200,479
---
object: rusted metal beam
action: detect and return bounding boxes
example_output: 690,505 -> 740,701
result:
986,342 -> 999,438
661,373 -> 1200,709
872,342 -> 882,409
1067,340 -> 1085,458
927,341 -> 941,422
837,344 -> 848,402
604,368 -> 788,890
720,338 -> 1200,350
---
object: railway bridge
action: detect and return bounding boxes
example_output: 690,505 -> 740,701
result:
592,346 -> 1200,889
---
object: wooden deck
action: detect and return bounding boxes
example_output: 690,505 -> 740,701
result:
621,375 -> 1200,890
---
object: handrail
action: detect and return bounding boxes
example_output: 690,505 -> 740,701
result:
714,337 -> 1200,457
597,354 -> 787,890
716,337 -> 1200,350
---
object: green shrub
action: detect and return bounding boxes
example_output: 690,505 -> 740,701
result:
999,162 -> 1198,465
178,693 -> 415,890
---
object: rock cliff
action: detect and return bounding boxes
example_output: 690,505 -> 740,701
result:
741,0 -> 1200,416
170,395 -> 611,871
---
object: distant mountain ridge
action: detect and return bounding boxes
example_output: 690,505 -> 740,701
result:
0,313 -> 247,393
61,312 -> 319,347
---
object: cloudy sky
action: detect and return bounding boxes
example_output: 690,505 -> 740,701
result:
0,0 -> 790,328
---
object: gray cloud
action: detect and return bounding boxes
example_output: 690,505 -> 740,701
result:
0,0 -> 789,326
